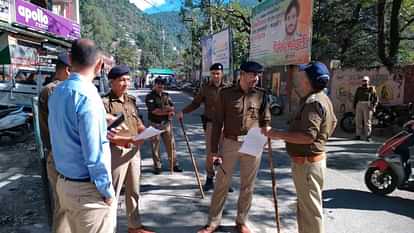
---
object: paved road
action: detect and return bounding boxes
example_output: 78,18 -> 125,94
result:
0,88 -> 412,233
116,89 -> 413,233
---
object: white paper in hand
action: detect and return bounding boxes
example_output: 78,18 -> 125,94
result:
134,126 -> 164,140
239,127 -> 268,157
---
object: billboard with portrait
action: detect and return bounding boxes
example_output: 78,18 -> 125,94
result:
0,0 -> 10,22
249,0 -> 313,67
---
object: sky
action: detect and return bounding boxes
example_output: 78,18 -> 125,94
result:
129,0 -> 182,14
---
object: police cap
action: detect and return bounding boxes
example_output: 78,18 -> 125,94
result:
57,52 -> 70,67
154,77 -> 166,85
210,63 -> 223,71
298,61 -> 330,83
240,61 -> 264,73
108,65 -> 130,79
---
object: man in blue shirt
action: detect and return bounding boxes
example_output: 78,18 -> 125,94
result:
48,39 -> 115,233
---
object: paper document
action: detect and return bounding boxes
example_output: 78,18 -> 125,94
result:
134,127 -> 164,140
238,127 -> 268,157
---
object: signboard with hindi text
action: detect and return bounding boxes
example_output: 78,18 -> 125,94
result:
249,0 -> 313,67
201,28 -> 231,76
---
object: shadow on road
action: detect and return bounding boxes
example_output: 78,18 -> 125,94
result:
323,188 -> 414,219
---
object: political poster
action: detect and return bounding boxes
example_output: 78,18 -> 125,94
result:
250,0 -> 313,67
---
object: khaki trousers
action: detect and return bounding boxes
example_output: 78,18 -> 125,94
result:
208,138 -> 262,227
355,101 -> 373,138
292,158 -> 326,233
46,151 -> 71,233
150,122 -> 177,169
111,145 -> 142,229
205,122 -> 215,178
56,177 -> 115,233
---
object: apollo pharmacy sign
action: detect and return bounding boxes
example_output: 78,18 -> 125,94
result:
13,0 -> 80,40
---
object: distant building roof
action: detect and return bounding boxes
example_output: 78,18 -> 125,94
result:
148,68 -> 175,75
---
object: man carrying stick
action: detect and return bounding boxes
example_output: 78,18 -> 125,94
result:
198,61 -> 271,233
262,62 -> 337,233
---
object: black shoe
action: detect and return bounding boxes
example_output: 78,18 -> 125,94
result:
173,165 -> 183,172
153,167 -> 162,175
353,136 -> 361,140
204,177 -> 214,191
366,137 -> 372,142
228,186 -> 234,193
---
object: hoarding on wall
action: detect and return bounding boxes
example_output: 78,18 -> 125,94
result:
249,0 -> 312,67
201,28 -> 231,76
0,0 -> 10,22
0,34 -> 38,65
14,0 -> 80,40
330,67 -> 405,116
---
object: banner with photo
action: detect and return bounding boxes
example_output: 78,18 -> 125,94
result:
249,0 -> 312,67
201,28 -> 231,76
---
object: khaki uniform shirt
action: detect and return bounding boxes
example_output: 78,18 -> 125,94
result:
145,90 -> 174,123
211,85 -> 271,153
182,82 -> 225,121
353,85 -> 378,108
286,91 -> 337,156
102,92 -> 144,137
38,80 -> 61,150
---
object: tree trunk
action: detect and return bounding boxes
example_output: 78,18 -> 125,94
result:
389,0 -> 403,64
377,0 -> 390,67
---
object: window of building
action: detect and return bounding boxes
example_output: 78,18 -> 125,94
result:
51,0 -> 79,23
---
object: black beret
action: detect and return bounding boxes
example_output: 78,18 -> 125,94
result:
108,65 -> 130,79
240,61 -> 264,73
210,63 -> 223,71
154,77 -> 166,84
57,53 -> 70,67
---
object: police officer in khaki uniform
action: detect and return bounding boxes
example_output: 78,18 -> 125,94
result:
353,76 -> 378,141
263,62 -> 337,233
198,61 -> 271,233
103,65 -> 155,233
145,77 -> 183,174
177,63 -> 227,191
38,53 -> 71,233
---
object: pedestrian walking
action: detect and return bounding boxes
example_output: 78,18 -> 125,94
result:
177,63 -> 231,191
353,76 -> 378,141
262,61 -> 337,233
197,61 -> 271,233
145,77 -> 183,174
103,65 -> 155,233
38,52 -> 71,233
48,39 -> 116,233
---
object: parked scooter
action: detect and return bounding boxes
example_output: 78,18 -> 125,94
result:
364,121 -> 414,195
0,106 -> 31,142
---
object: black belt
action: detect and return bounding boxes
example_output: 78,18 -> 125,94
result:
59,174 -> 91,183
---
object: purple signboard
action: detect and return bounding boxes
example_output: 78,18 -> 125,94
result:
14,0 -> 80,40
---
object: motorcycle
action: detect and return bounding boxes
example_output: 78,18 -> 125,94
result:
0,106 -> 32,142
364,121 -> 414,195
340,103 -> 412,133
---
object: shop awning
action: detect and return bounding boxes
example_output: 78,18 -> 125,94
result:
148,68 -> 175,75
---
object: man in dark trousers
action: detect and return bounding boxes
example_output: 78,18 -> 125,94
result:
38,52 -> 71,233
145,77 -> 183,174
177,63 -> 228,191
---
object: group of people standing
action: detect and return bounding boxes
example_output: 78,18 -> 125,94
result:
38,38 -> 337,233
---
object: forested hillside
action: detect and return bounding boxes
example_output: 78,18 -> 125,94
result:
79,0 -> 186,69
